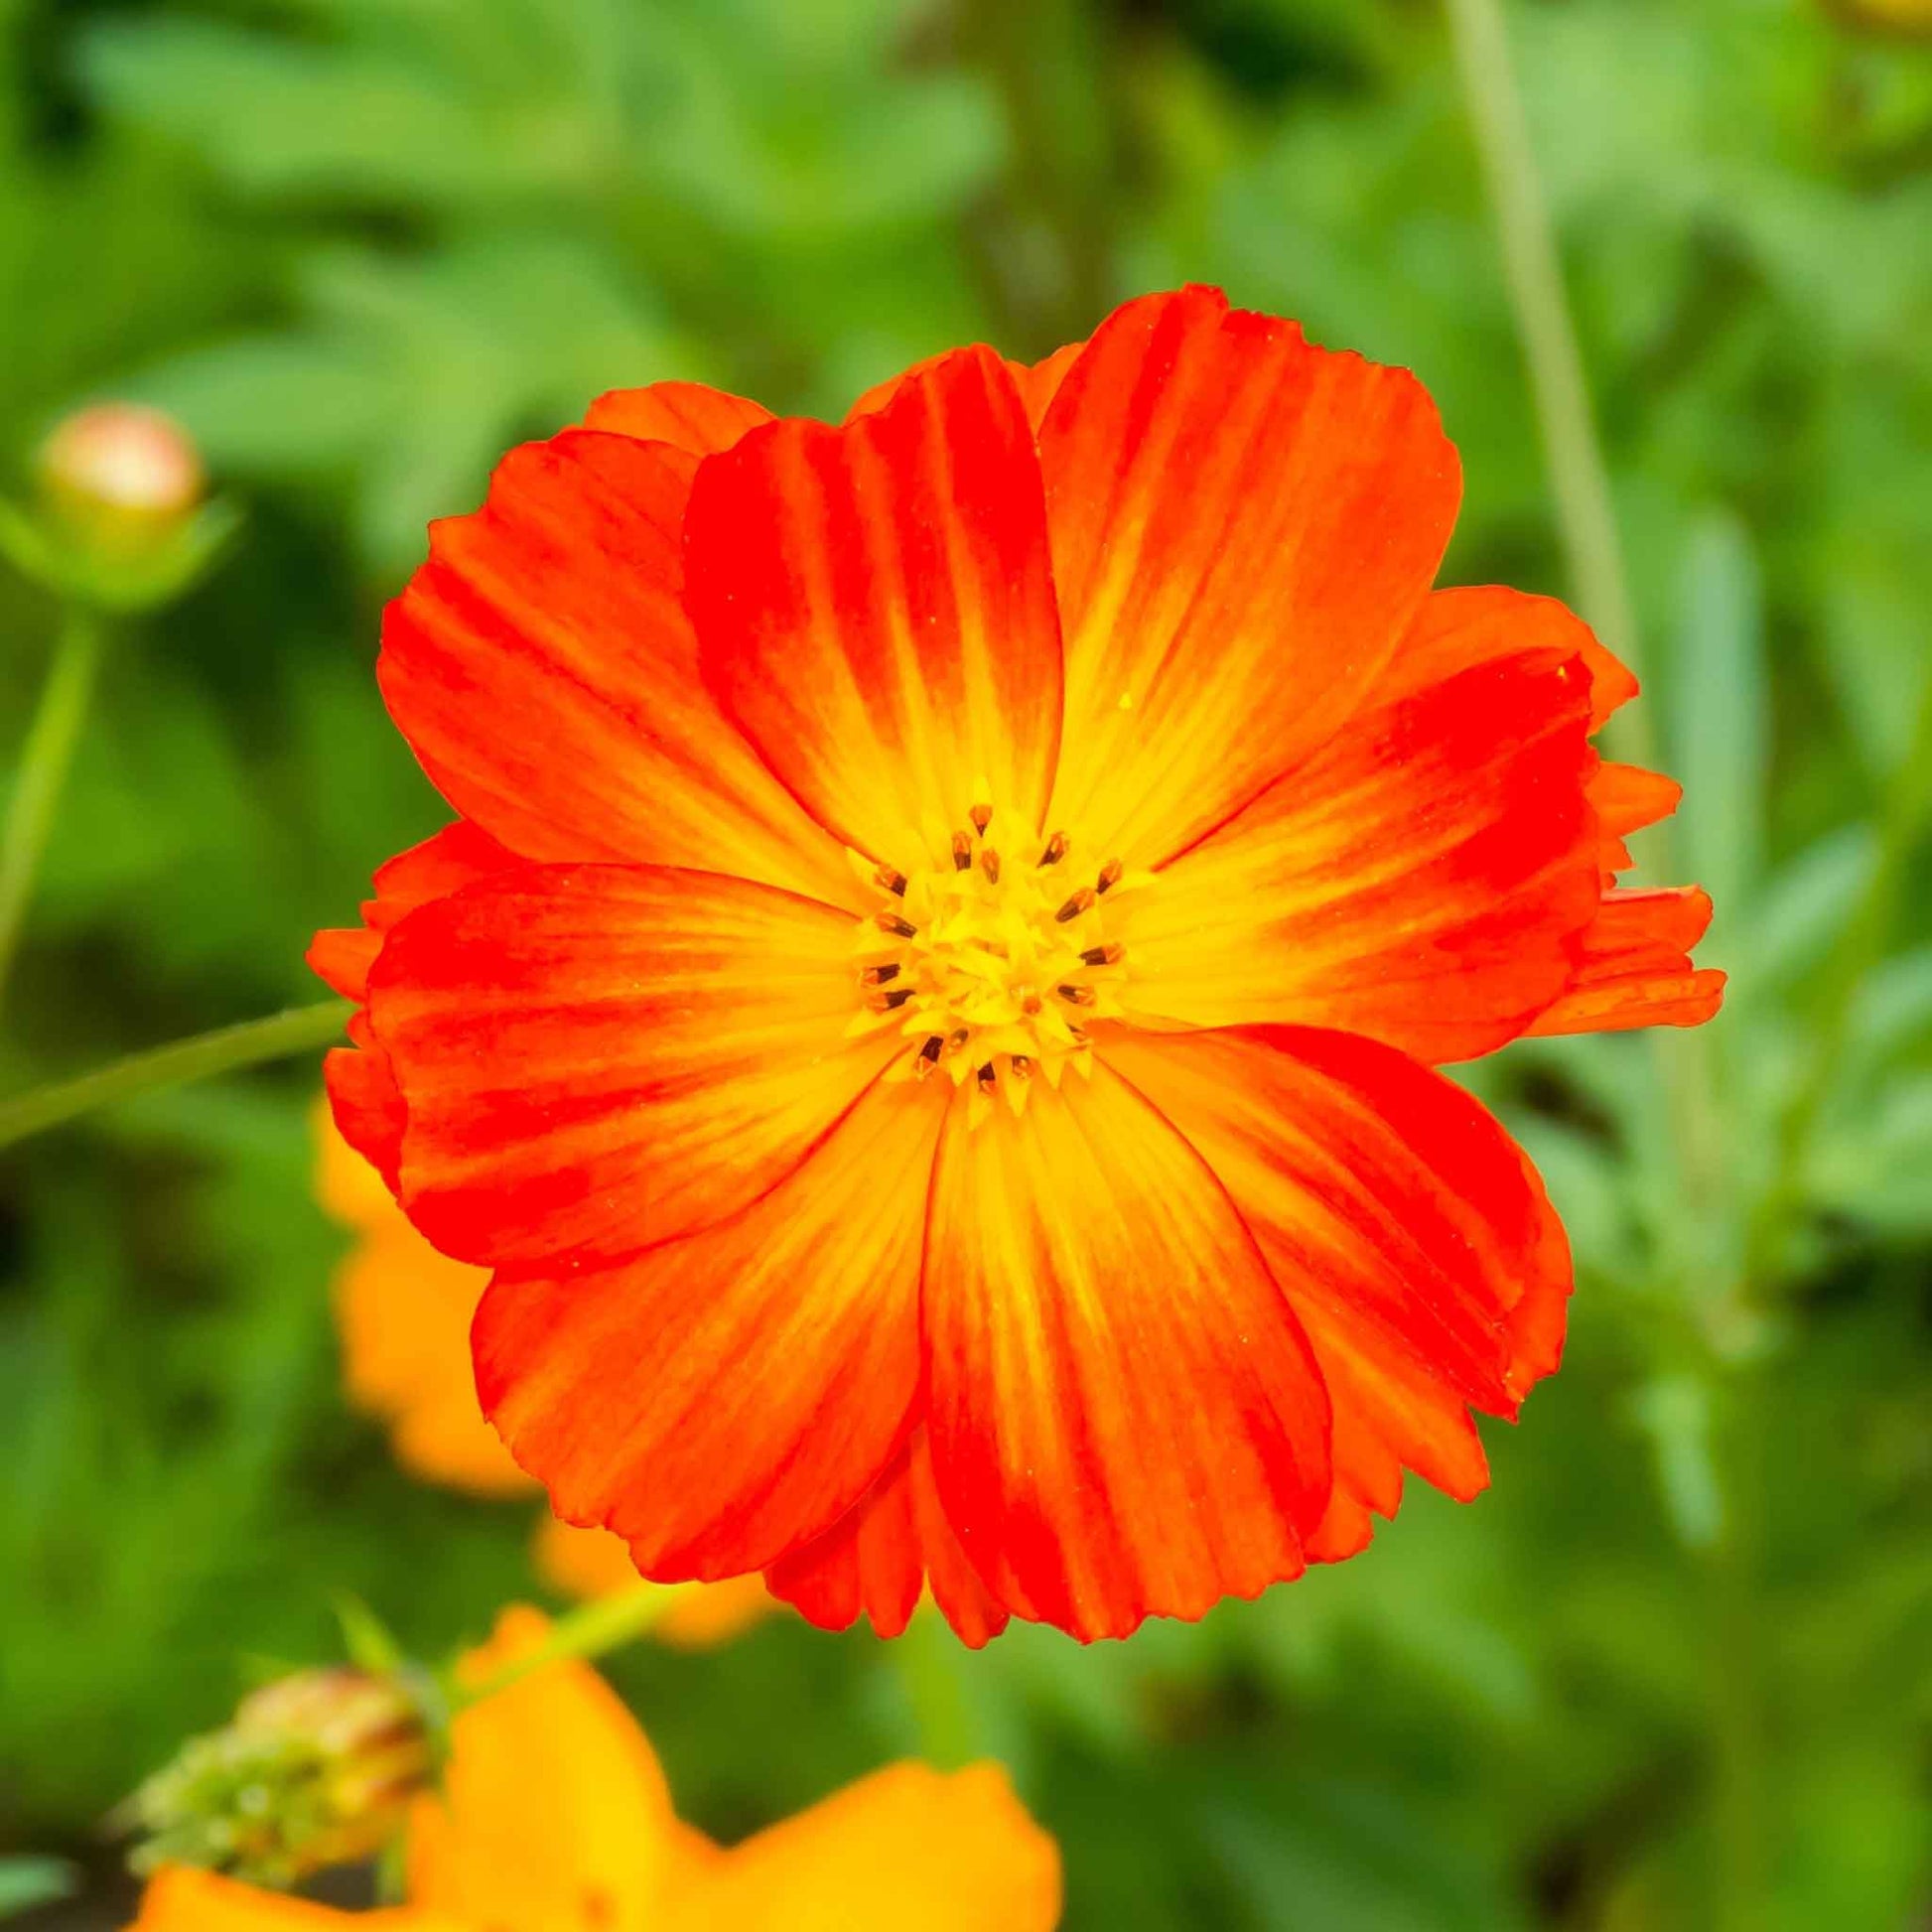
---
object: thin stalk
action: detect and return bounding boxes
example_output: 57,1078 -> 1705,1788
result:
0,999 -> 349,1151
1446,4 -> 1761,1920
0,608 -> 107,1001
450,1582 -> 693,1710
1444,0 -> 1656,778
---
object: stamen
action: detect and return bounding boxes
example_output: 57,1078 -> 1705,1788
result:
875,911 -> 917,939
951,832 -> 973,872
915,1036 -> 944,1079
1010,1054 -> 1033,1081
868,986 -> 915,1012
1096,859 -> 1124,895
1079,942 -> 1123,967
980,848 -> 1001,884
1038,830 -> 1068,868
860,962 -> 901,986
1053,887 -> 1095,924
1057,983 -> 1096,1007
873,864 -> 907,897
970,804 -> 993,835
976,1062 -> 997,1095
945,1028 -> 971,1055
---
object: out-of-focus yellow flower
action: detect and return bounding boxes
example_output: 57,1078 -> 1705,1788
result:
316,1102 -> 779,1641
122,1668 -> 434,1888
37,403 -> 205,553
129,1608 -> 1062,1932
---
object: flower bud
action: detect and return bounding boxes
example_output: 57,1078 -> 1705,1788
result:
122,1667 -> 435,1888
36,403 -> 205,556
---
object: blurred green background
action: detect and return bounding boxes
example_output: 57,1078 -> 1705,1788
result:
2,0 -> 1930,1926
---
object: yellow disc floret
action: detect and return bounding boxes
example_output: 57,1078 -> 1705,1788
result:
848,809 -> 1141,1124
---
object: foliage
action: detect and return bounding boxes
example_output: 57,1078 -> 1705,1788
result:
1,1 -> 1929,1927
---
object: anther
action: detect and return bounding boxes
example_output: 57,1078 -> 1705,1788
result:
980,848 -> 1001,884
875,911 -> 917,938
945,1028 -> 971,1055
1057,983 -> 1096,1007
976,1062 -> 997,1095
1038,830 -> 1068,868
860,962 -> 901,986
951,832 -> 973,872
1053,887 -> 1095,924
868,986 -> 916,1012
873,864 -> 907,897
1079,942 -> 1123,967
1010,1054 -> 1034,1081
970,804 -> 993,835
1096,859 -> 1124,895
915,1036 -> 944,1078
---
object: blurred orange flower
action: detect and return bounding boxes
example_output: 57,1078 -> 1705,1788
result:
129,1607 -> 1060,1931
313,284 -> 1723,1644
317,1104 -> 774,1647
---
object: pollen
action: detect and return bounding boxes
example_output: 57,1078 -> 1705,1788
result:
847,817 -> 1140,1123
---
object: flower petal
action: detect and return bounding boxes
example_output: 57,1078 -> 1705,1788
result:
689,346 -> 1064,871
369,865 -> 897,1265
379,429 -> 851,903
1590,759 -> 1683,881
654,1763 -> 1061,1932
130,1867 -> 438,1931
1527,887 -> 1726,1035
409,1606 -> 678,1928
311,823 -> 523,1190
531,1521 -> 779,1646
582,379 -> 773,452
846,341 -> 1084,431
317,1109 -> 529,1500
1038,285 -> 1460,868
1102,1026 -> 1571,1544
763,1430 -> 1010,1647
474,1074 -> 942,1579
921,1066 -> 1330,1641
1117,594 -> 1600,1063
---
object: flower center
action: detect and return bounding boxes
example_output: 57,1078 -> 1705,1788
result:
848,807 -> 1133,1123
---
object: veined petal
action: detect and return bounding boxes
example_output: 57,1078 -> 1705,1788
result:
129,1867 -> 444,1931
921,1066 -> 1330,1641
408,1607 -> 677,1930
1039,285 -> 1460,868
582,379 -> 773,452
1103,1027 -> 1570,1545
1590,759 -> 1683,881
1527,887 -> 1726,1035
689,346 -> 1063,871
379,429 -> 851,904
654,1763 -> 1061,1932
846,340 -> 1084,432
474,1075 -> 942,1579
1118,594 -> 1600,1063
368,865 -> 897,1265
764,1430 -> 1010,1647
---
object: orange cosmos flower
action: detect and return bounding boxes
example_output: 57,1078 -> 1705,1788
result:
129,1608 -> 1060,1931
311,285 -> 1723,1644
316,1101 -> 774,1645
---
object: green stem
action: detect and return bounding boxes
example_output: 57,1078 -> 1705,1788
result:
0,607 -> 107,1002
451,1582 -> 693,1710
0,999 -> 349,1150
1444,0 -> 1656,777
